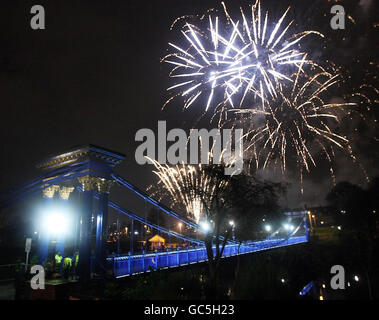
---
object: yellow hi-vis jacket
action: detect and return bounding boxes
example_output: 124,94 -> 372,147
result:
63,257 -> 72,269
75,253 -> 79,266
55,254 -> 63,265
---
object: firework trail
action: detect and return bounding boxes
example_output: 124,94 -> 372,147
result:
160,0 -> 375,193
162,0 -> 323,114
147,149 -> 239,223
235,62 -> 362,191
149,160 -> 209,223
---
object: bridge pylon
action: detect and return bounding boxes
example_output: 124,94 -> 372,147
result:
36,145 -> 125,284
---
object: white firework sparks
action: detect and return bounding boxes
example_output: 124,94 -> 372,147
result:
163,0 -> 324,113
237,66 -> 362,192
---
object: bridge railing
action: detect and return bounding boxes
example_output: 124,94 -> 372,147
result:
107,235 -> 307,278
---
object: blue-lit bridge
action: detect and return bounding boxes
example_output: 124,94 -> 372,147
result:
0,145 -> 309,282
109,236 -> 307,278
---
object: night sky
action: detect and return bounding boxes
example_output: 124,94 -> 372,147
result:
0,0 -> 377,210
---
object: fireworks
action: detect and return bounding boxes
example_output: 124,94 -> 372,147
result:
148,155 -> 235,223
238,65 -> 358,189
150,160 -> 217,223
163,0 -> 323,113
159,0 -> 375,193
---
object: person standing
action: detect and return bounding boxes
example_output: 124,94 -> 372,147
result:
54,252 -> 63,276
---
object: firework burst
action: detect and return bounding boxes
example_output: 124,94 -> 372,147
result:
149,160 -> 220,223
236,65 -> 360,190
148,151 -> 240,223
163,0 -> 323,114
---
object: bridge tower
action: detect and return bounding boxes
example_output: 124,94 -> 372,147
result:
36,145 -> 125,283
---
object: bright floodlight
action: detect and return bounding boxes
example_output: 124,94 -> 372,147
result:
200,220 -> 211,233
229,220 -> 235,226
284,223 -> 294,231
265,224 -> 272,232
44,211 -> 69,235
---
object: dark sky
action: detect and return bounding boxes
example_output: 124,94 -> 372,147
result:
0,0 -> 377,210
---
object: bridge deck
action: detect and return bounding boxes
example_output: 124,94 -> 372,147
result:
107,235 -> 307,278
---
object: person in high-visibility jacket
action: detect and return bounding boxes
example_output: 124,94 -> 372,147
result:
63,257 -> 72,269
54,252 -> 63,274
74,251 -> 79,267
63,256 -> 72,279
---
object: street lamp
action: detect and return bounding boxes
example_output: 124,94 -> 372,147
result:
200,220 -> 212,233
307,211 -> 313,229
229,220 -> 235,241
283,223 -> 294,232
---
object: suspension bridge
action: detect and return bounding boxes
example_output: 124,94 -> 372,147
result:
0,145 -> 308,282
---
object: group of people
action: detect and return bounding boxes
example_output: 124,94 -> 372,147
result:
53,251 -> 79,280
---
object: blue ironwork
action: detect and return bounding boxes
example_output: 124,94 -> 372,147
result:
78,189 -> 94,284
95,192 -> 109,276
112,173 -> 233,245
108,236 -> 307,278
112,174 -> 201,231
1,145 -> 310,283
130,219 -> 134,255
96,194 -> 204,245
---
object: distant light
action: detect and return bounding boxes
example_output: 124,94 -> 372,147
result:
354,275 -> 359,282
281,278 -> 285,283
319,296 -> 324,300
265,224 -> 272,232
322,284 -> 326,289
337,226 -> 342,230
321,221 -> 324,224
347,282 -> 351,287
284,223 -> 294,231
134,231 -> 139,235
200,221 -> 211,233
34,231 -> 38,235
229,220 -> 235,226
312,215 -> 315,218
